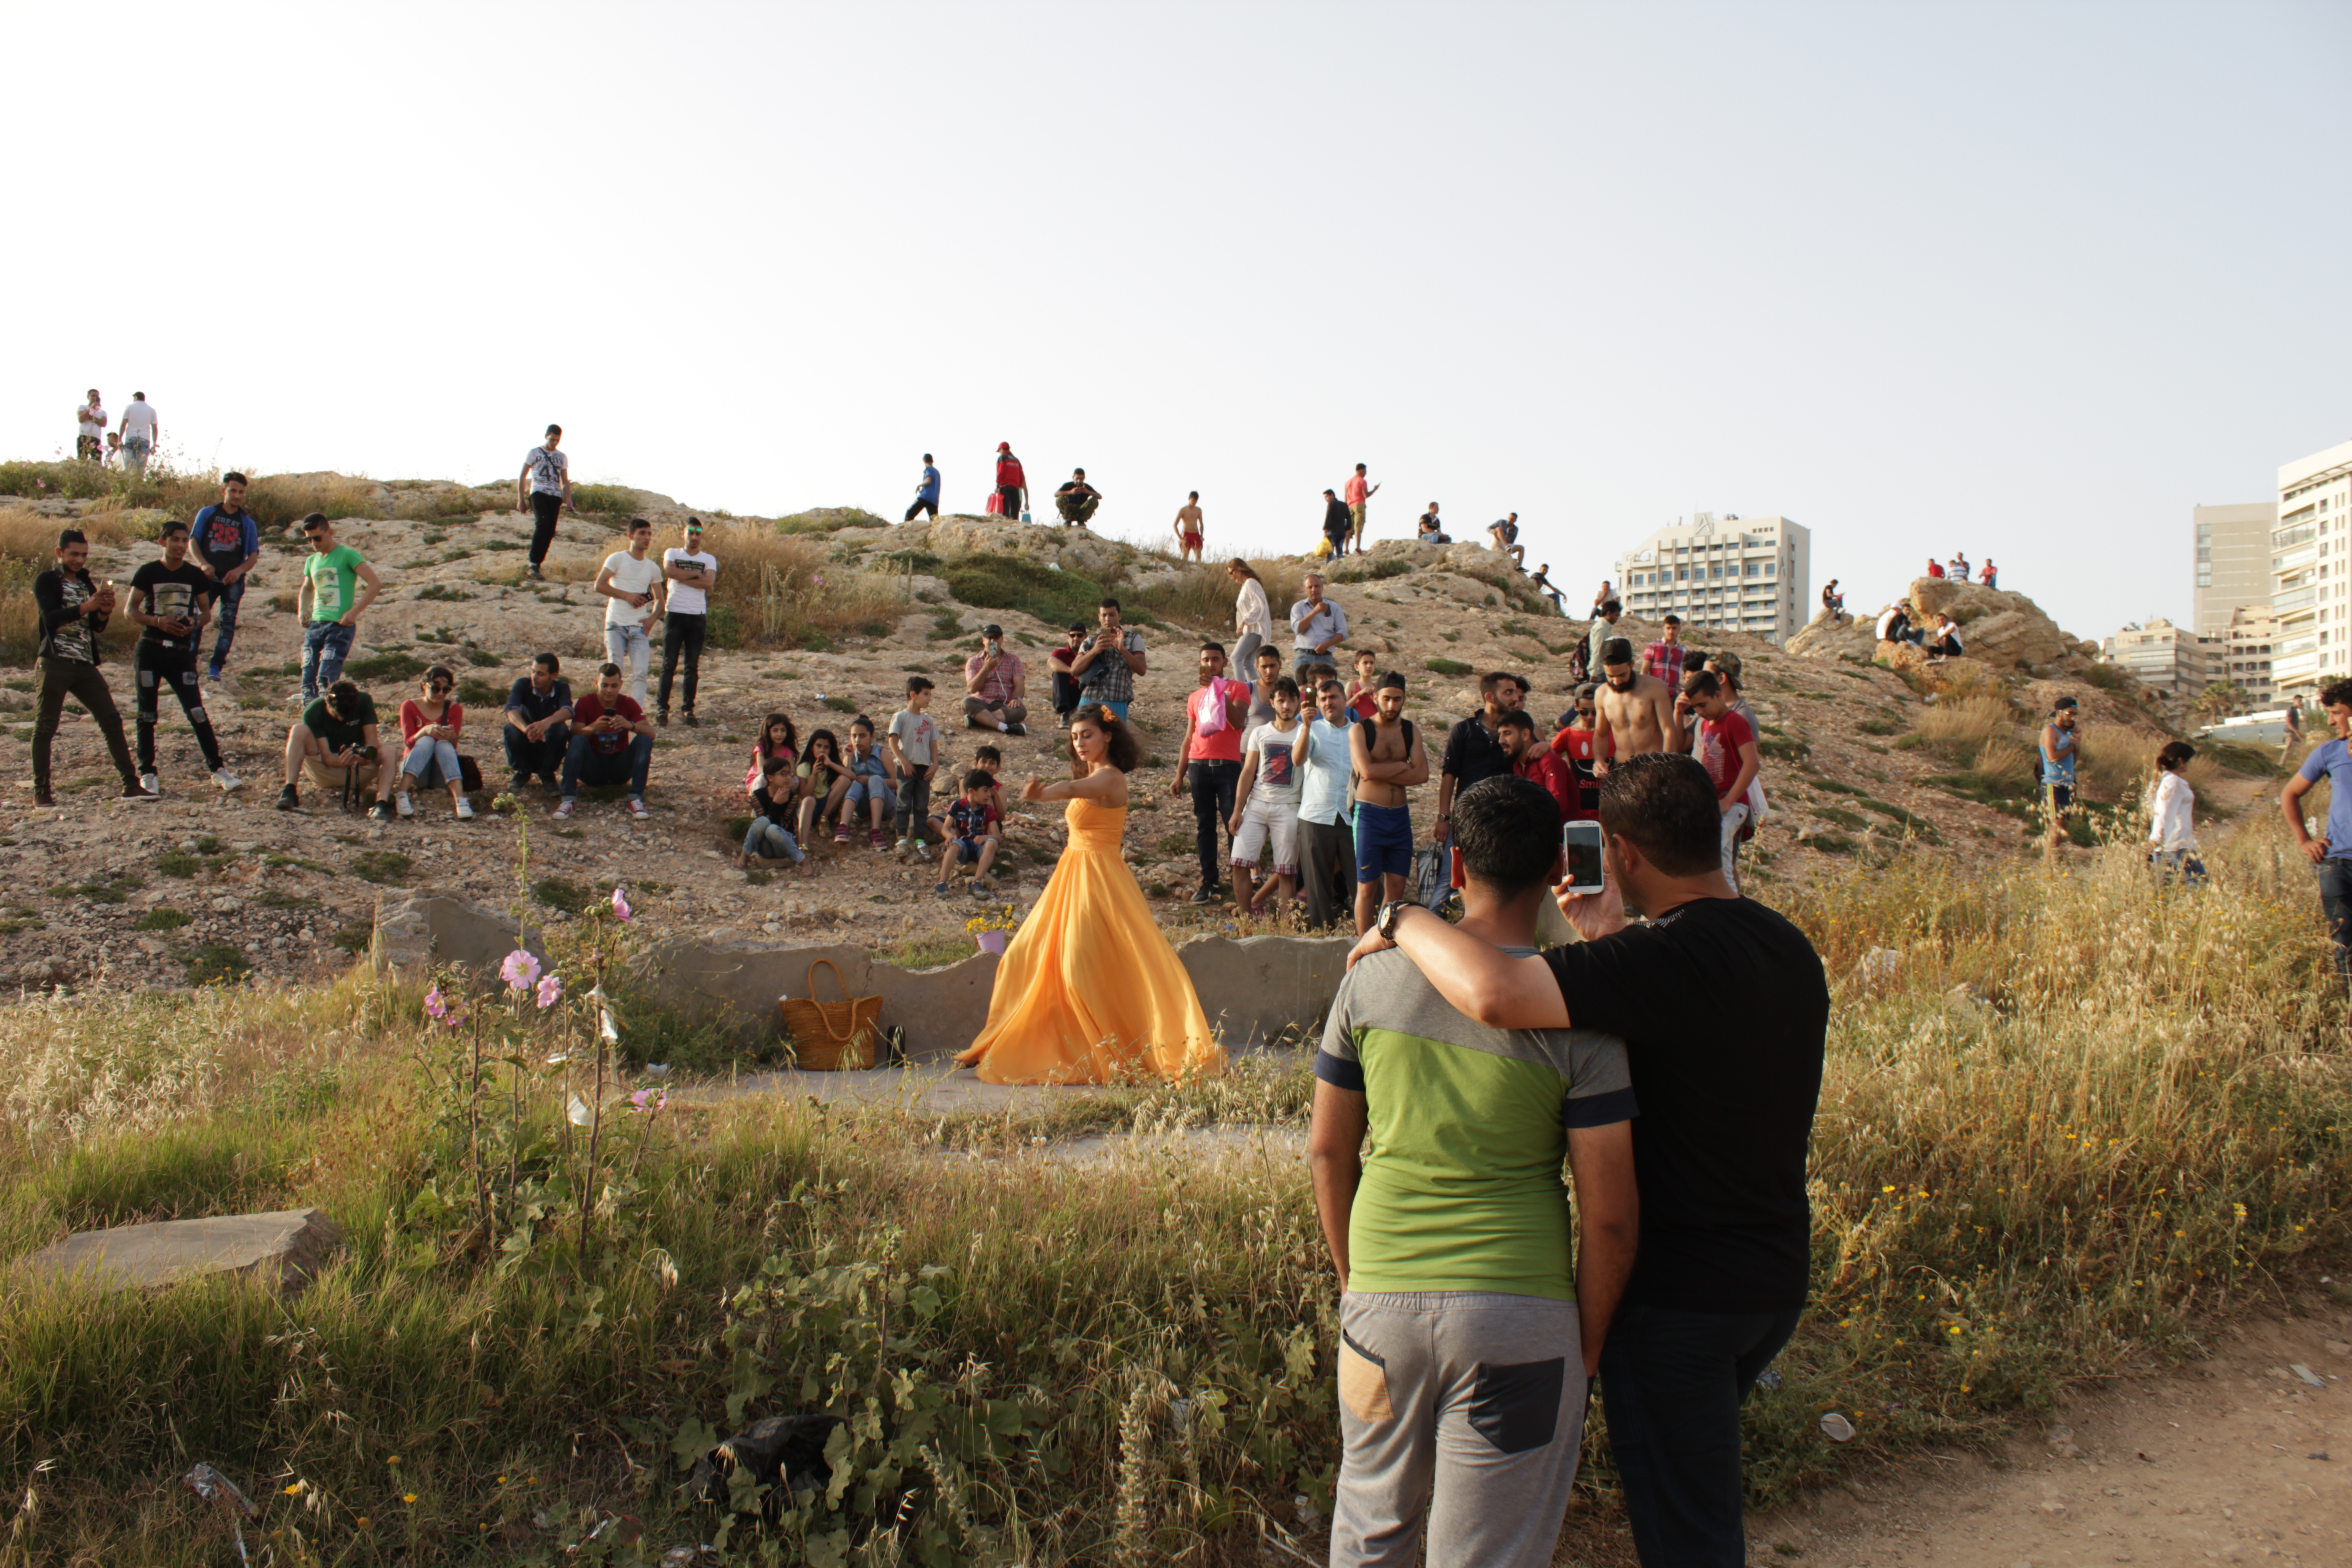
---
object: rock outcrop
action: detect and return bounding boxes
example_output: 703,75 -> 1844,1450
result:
1788,578 -> 2102,677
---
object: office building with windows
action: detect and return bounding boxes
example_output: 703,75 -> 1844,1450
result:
2217,606 -> 2278,707
1613,514 -> 1810,644
2102,618 -> 2211,696
2191,501 -> 2276,637
2269,438 -> 2352,698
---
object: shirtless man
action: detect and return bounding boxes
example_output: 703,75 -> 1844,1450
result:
1591,635 -> 1679,771
1173,491 -> 1205,563
1348,670 -> 1430,935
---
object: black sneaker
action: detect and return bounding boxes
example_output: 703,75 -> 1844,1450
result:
32,792 -> 54,808
1004,721 -> 1027,737
368,800 -> 396,823
682,711 -> 699,728
656,711 -> 670,728
276,784 -> 299,810
1190,881 -> 1221,906
121,784 -> 162,803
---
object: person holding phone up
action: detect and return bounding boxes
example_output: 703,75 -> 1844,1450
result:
963,624 -> 1028,735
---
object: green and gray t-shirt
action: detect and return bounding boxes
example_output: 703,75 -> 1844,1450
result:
304,544 -> 366,625
1316,946 -> 1636,1300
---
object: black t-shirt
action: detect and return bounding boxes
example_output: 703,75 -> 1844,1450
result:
1441,715 -> 1511,789
1542,897 -> 1828,1313
192,504 -> 252,575
131,560 -> 217,648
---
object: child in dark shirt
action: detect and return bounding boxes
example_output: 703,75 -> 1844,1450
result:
972,744 -> 1009,844
934,769 -> 1003,895
739,755 -> 813,874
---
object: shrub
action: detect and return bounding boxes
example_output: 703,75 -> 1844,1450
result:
1913,695 -> 2015,763
1424,657 -> 1473,677
183,944 -> 251,987
703,520 -> 904,649
569,484 -> 637,515
942,554 -> 1112,632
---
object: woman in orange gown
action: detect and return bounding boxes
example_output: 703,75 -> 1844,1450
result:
955,705 -> 1225,1085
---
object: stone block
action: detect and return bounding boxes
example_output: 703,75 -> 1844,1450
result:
23,1208 -> 342,1297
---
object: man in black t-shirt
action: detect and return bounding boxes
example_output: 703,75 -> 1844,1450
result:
1436,671 -> 1526,892
127,520 -> 240,795
1347,750 -> 1828,1568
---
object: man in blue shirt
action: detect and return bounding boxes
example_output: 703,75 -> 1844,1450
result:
192,472 -> 262,681
2282,678 -> 2352,989
906,453 -> 941,523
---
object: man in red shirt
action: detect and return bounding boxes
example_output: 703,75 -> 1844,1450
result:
1549,681 -> 1609,822
1499,710 -> 1575,827
1926,558 -> 1945,579
1640,615 -> 1687,689
1344,462 -> 1379,552
994,443 -> 1027,520
1168,639 -> 1254,906
1684,669 -> 1759,892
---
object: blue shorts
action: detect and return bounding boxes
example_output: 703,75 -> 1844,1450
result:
953,838 -> 983,864
1354,802 -> 1414,885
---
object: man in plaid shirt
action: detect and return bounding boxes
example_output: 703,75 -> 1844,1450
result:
1641,615 -> 1687,689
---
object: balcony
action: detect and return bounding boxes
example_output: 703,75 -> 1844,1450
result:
2274,584 -> 2318,612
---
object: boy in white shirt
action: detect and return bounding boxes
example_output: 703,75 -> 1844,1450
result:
1228,676 -> 1305,914
888,676 -> 945,855
593,518 -> 664,706
656,519 -> 718,726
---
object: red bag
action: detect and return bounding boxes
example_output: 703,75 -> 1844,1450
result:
984,490 -> 1004,516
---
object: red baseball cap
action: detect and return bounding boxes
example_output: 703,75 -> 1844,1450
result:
997,441 -> 1011,451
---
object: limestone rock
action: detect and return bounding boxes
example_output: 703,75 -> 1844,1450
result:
1786,606 -> 1879,662
1905,578 -> 2076,671
23,1207 -> 342,1297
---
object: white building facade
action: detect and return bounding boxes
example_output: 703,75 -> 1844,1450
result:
2269,438 -> 2352,698
1613,514 -> 1810,644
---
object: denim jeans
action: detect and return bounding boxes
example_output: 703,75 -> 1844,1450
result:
401,736 -> 462,789
1187,759 -> 1242,886
2320,859 -> 2352,984
301,621 -> 355,701
741,817 -> 806,863
604,623 -> 652,706
1599,1302 -> 1803,1568
208,578 -> 247,672
561,732 -> 652,799
123,436 -> 151,478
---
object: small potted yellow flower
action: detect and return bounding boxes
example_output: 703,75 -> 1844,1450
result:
966,904 -> 1021,956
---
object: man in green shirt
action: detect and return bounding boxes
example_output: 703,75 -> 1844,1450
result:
1310,774 -> 1638,1567
295,513 -> 380,704
277,679 -> 393,811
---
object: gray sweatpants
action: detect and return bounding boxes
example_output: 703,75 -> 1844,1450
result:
1330,1290 -> 1586,1568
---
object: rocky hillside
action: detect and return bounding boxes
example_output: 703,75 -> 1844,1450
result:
0,474 -> 2226,994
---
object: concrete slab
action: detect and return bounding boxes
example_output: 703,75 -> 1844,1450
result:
21,1208 -> 343,1297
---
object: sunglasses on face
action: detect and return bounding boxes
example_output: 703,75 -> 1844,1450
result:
428,682 -> 452,692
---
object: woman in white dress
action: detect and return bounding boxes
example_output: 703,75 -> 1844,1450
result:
1228,559 -> 1273,676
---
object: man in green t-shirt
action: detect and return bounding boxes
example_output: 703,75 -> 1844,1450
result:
276,679 -> 393,811
295,513 -> 380,704
1310,774 -> 1638,1568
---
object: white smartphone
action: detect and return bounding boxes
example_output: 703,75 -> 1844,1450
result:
1562,820 -> 1607,895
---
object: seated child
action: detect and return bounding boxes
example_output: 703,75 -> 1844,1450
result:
935,769 -> 1003,895
739,756 -> 812,873
972,744 -> 1008,842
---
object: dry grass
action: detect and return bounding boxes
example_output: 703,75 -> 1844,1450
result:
1913,694 -> 2015,761
703,520 -> 908,648
2079,725 -> 2225,802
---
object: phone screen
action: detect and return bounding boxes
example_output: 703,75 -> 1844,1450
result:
1562,821 -> 1606,893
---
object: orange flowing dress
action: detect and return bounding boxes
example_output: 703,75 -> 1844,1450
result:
955,798 -> 1225,1085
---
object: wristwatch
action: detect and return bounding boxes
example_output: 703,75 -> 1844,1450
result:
1376,898 -> 1419,943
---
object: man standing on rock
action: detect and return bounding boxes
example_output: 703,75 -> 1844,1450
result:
296,514 -> 380,705
1585,598 -> 1624,681
32,529 -> 158,806
1072,598 -> 1146,722
118,392 -> 158,478
906,454 -> 941,524
993,442 -> 1027,520
963,624 -> 1028,736
74,389 -> 106,462
656,519 -> 717,727
2039,695 -> 2081,858
1344,462 -> 1378,553
1292,676 -> 1358,931
503,652 -> 573,792
193,472 -> 261,682
1592,637 -> 1677,775
128,520 -> 240,796
1171,640 -> 1253,906
1291,573 -> 1348,677
1173,492 -> 1205,562
516,423 -> 574,582
1322,489 -> 1353,558
595,518 -> 664,707
1436,672 -> 1524,896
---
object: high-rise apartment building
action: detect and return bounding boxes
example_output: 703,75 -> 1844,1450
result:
1613,514 -> 1810,644
2218,606 -> 2278,706
2192,501 -> 2276,636
2268,438 -> 2352,698
2102,618 -> 2210,696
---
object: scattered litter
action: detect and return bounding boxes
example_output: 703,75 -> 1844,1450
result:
2291,1363 -> 2328,1389
183,1465 -> 259,1566
1819,1412 -> 1856,1441
2311,1452 -> 2332,1461
645,1063 -> 673,1078
567,1093 -> 593,1127
659,1550 -> 721,1568
690,1415 -> 843,1519
1755,1366 -> 1783,1392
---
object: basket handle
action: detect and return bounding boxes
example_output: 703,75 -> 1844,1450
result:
804,959 -> 857,1042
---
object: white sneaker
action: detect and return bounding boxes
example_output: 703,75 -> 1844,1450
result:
138,773 -> 160,796
455,797 -> 476,820
211,769 -> 244,794
395,793 -> 416,818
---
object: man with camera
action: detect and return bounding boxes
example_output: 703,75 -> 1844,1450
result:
963,624 -> 1029,736
1345,752 -> 1829,1568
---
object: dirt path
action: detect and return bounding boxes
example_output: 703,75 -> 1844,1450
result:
1747,1305 -> 2352,1567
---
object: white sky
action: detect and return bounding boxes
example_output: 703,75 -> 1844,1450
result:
8,1 -> 2347,640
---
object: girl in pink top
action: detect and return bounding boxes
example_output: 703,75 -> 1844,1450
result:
394,665 -> 471,820
744,711 -> 800,796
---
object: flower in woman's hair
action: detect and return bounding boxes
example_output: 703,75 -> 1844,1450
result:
499,950 -> 541,991
610,887 -> 634,922
535,973 -> 563,1009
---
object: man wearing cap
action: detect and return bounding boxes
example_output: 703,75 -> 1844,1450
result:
1054,469 -> 1102,527
994,443 -> 1027,520
2039,696 -> 2081,857
964,625 -> 1028,736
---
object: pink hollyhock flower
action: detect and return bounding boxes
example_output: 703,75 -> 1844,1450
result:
499,950 -> 541,992
535,973 -> 563,1009
610,887 -> 634,922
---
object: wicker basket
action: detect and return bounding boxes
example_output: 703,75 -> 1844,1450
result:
777,959 -> 881,1071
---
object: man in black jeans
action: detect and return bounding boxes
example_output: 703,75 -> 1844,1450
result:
1347,751 -> 1828,1567
515,424 -> 574,582
32,529 -> 159,806
127,519 -> 242,796
1168,640 -> 1250,906
502,652 -> 574,791
657,519 -> 718,726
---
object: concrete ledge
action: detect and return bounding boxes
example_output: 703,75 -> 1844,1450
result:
371,891 -> 544,975
21,1208 -> 343,1297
